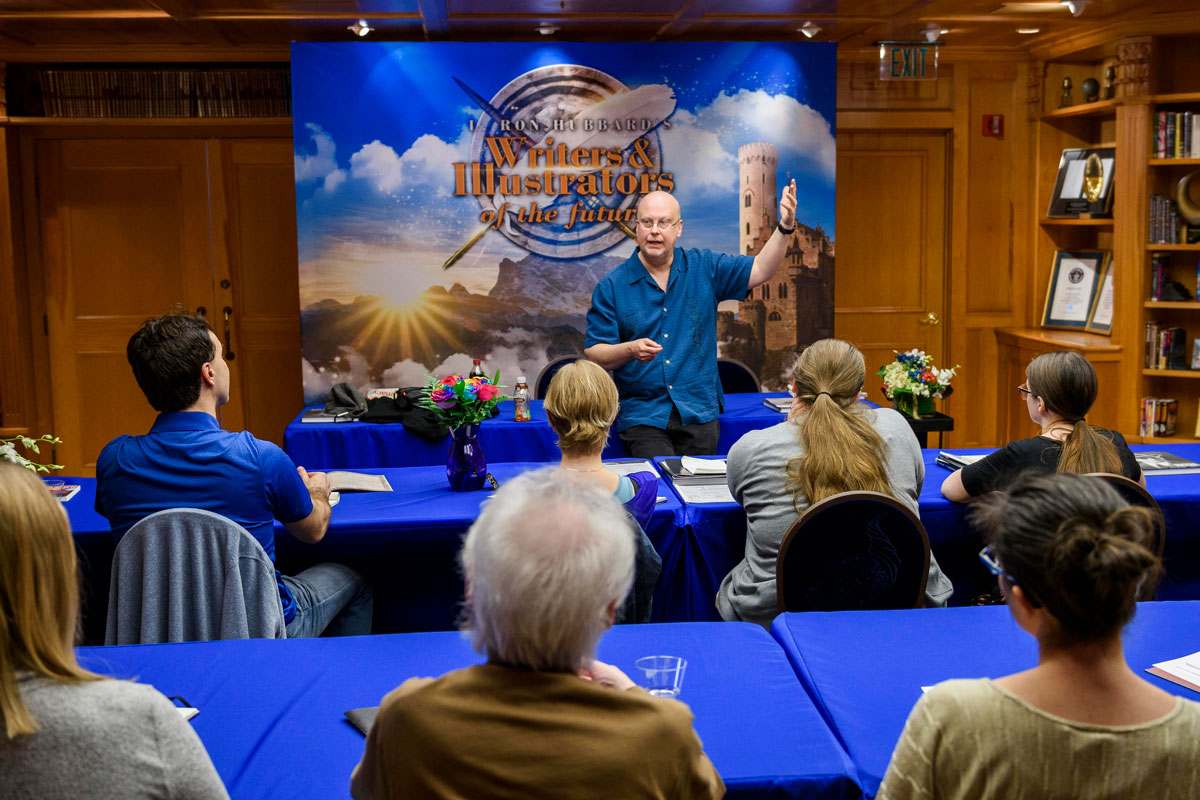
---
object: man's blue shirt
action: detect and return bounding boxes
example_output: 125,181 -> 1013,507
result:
586,246 -> 753,431
94,411 -> 313,622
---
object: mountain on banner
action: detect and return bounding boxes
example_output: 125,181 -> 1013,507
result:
489,251 -> 624,317
298,250 -> 631,403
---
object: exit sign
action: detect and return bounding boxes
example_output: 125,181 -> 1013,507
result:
878,42 -> 939,81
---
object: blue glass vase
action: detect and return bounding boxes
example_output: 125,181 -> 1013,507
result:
447,423 -> 487,491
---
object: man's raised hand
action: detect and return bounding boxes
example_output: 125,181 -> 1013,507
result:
779,179 -> 797,229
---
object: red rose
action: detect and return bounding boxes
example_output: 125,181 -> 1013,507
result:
476,383 -> 499,402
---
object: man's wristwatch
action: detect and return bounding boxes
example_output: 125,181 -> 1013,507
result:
777,221 -> 795,235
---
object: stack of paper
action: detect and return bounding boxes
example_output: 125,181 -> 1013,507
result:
1147,651 -> 1200,693
936,452 -> 988,471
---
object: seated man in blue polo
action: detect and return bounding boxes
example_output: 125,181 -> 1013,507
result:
95,312 -> 371,638
585,183 -> 798,457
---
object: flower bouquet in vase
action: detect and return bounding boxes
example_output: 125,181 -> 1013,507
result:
421,372 -> 509,491
877,350 -> 959,419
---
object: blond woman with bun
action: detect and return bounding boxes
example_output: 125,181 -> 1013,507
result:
544,359 -> 661,622
0,461 -> 228,799
880,473 -> 1200,799
717,339 -> 953,628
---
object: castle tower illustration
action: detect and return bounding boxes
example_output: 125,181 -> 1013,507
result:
721,141 -> 836,389
739,143 -> 778,257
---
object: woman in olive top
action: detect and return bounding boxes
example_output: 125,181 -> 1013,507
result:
880,473 -> 1200,800
941,351 -> 1142,501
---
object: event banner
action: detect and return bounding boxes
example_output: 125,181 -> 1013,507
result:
291,42 -> 835,401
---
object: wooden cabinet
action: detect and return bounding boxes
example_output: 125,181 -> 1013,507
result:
996,328 -> 1122,443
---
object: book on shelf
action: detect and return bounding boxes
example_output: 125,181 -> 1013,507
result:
1133,451 -> 1200,475
935,452 -> 989,471
1149,195 -> 1182,245
1139,397 -> 1178,437
1143,324 -> 1190,369
1153,109 -> 1200,159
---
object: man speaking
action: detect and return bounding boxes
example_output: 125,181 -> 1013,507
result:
585,182 -> 797,457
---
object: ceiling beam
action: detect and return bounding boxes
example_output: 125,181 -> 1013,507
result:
145,1 -> 198,20
419,0 -> 449,41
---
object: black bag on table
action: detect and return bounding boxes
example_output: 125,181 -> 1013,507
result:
324,382 -> 367,419
358,387 -> 450,441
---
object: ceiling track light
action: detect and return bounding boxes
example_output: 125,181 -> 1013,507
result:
536,24 -> 560,35
1017,27 -> 1041,34
348,19 -> 373,37
922,25 -> 946,44
799,21 -> 822,39
1061,0 -> 1089,16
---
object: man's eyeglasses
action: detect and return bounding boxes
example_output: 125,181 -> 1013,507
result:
1017,383 -> 1034,398
637,218 -> 679,231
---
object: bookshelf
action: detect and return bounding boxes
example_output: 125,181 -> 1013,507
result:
1127,38 -> 1200,441
1013,37 -> 1200,444
2,64 -> 292,120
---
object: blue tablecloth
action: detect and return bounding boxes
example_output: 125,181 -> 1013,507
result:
64,462 -> 693,633
283,393 -> 794,469
657,444 -> 1200,618
78,622 -> 860,800
770,601 -> 1200,798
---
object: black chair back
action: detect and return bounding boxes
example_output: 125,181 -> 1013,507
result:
776,490 -> 930,613
1085,472 -> 1165,599
534,354 -> 583,400
717,357 -> 760,394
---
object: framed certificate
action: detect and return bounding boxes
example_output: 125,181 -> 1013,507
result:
1046,148 -> 1115,218
1085,256 -> 1115,335
1042,250 -> 1107,330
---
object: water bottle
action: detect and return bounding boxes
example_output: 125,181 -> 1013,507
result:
513,377 -> 531,422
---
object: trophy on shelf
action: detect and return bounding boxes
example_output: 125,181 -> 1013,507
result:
1082,77 -> 1100,103
1060,77 -> 1073,107
1103,66 -> 1116,99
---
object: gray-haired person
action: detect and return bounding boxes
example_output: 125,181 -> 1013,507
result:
351,471 -> 724,800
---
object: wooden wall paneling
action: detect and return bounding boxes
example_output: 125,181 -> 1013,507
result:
948,62 -> 1029,448
36,138 -> 215,473
17,132 -> 54,445
834,129 -> 948,408
1114,99 -> 1151,440
837,61 -> 954,111
206,138 -> 303,447
0,125 -> 32,434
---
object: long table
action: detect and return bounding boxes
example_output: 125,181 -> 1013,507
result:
770,601 -> 1200,798
77,622 -> 861,800
283,393 -> 794,469
664,444 -> 1200,616
65,462 -> 691,636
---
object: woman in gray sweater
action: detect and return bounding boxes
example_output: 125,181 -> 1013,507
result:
717,339 -> 953,627
0,461 -> 228,800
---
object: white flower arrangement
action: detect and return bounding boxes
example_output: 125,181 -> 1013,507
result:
1,434 -> 63,473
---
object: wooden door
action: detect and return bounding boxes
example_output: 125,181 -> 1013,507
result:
38,139 -> 215,474
835,132 -> 948,407
206,139 -> 303,446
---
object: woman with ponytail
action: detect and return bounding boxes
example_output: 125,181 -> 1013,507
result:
942,350 -> 1142,501
880,473 -> 1200,799
0,461 -> 227,798
717,339 -> 953,628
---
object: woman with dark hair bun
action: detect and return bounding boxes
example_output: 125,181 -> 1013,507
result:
879,473 -> 1200,800
941,350 -> 1142,501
